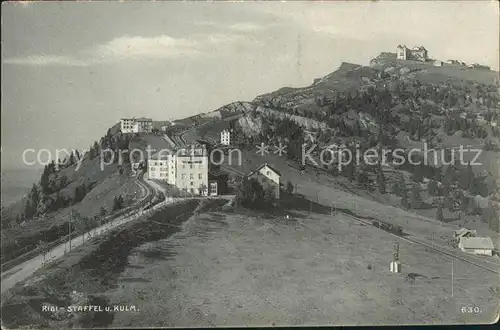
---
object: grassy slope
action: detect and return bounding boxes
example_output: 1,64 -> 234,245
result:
1,125 -> 148,263
99,208 -> 499,326
0,199 -> 209,329
3,195 -> 497,327
193,117 -> 500,249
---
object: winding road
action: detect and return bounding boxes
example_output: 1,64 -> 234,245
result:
0,173 -> 165,295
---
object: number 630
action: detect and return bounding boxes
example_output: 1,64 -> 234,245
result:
461,306 -> 480,313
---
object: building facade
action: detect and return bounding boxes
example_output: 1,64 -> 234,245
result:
208,180 -> 218,196
221,129 -> 231,146
120,117 -> 153,134
248,163 -> 281,200
147,154 -> 172,180
134,117 -> 153,133
145,144 -> 210,195
458,237 -> 494,256
396,45 -> 428,62
120,118 -> 136,134
175,145 -> 209,195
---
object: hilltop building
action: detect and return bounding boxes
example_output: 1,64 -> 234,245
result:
396,45 -> 428,62
247,163 -> 281,200
120,117 -> 153,134
120,118 -> 136,134
221,129 -> 231,146
134,117 -> 153,133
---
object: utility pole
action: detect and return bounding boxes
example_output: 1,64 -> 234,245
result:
68,209 -> 72,252
451,260 -> 454,297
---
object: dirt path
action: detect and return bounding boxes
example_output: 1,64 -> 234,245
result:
0,176 -> 166,295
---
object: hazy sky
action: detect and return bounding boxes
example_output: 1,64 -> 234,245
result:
1,1 -> 499,169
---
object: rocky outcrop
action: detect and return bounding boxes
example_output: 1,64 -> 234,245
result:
237,115 -> 264,136
255,106 -> 327,130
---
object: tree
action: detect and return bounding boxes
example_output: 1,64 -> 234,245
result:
460,195 -> 470,213
69,151 -> 75,165
443,164 -> 455,188
112,195 -> 124,211
400,177 -> 409,209
444,196 -> 455,212
483,205 -> 500,232
427,180 -> 438,196
286,180 -> 294,194
459,163 -> 474,191
234,178 -> 269,210
356,168 -> 371,189
37,240 -> 49,262
411,164 -> 424,183
73,183 -> 88,204
199,183 -> 208,196
391,180 -> 401,196
436,201 -> 444,222
99,206 -> 107,218
263,186 -> 277,207
410,184 -> 422,209
377,166 -> 386,194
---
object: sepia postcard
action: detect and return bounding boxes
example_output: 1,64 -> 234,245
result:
1,0 -> 499,328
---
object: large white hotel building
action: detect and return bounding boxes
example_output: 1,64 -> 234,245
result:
147,144 -> 210,196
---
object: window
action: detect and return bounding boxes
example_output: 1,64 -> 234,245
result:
190,174 -> 194,179
198,173 -> 202,179
209,183 -> 217,194
190,181 -> 194,186
181,174 -> 186,179
267,171 -> 270,176
190,164 -> 193,169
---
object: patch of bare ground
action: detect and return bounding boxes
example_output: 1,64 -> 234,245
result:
0,199 -> 214,329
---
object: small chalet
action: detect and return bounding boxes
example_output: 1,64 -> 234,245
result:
247,163 -> 281,200
453,228 -> 477,241
458,237 -> 495,256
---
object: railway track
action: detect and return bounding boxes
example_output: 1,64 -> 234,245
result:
1,172 -> 156,274
340,213 -> 500,274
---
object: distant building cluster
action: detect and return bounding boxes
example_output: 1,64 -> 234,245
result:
396,45 -> 428,62
445,59 -> 490,70
396,45 -> 490,70
120,117 -> 153,134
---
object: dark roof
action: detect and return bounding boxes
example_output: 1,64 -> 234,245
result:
247,163 -> 281,177
209,168 -> 228,177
